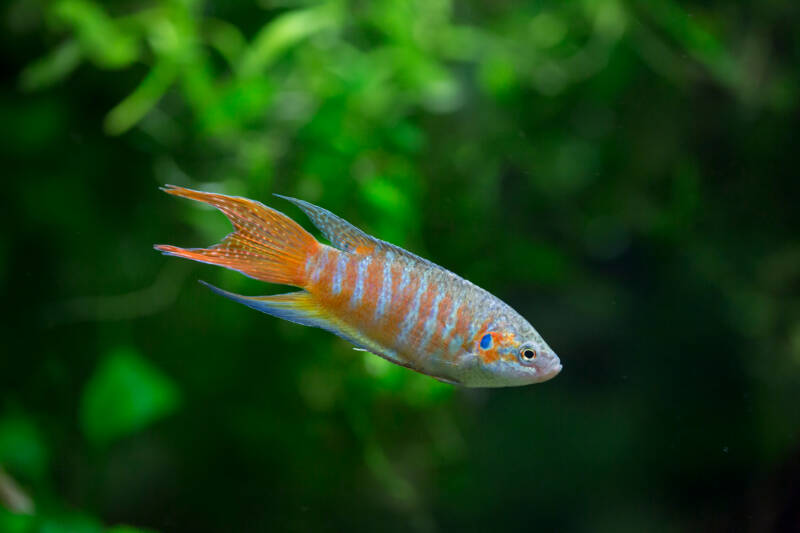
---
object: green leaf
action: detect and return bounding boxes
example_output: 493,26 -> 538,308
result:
204,18 -> 247,69
104,59 -> 178,135
198,76 -> 274,136
478,54 -> 518,98
52,0 -> 139,69
239,4 -> 340,76
643,0 -> 737,87
80,347 -> 181,446
0,414 -> 49,481
39,513 -> 104,533
19,40 -> 82,91
0,508 -> 36,533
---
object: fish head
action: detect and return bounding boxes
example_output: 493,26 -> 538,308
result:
463,315 -> 562,387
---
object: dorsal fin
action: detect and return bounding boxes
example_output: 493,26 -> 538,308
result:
274,195 -> 437,270
274,194 -> 377,254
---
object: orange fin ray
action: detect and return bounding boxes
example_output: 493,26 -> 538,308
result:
155,185 -> 319,287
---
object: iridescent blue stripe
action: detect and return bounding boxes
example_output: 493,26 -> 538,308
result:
397,273 -> 427,346
397,264 -> 411,295
440,302 -> 460,351
447,333 -> 464,356
466,310 -> 482,342
350,256 -> 371,307
418,287 -> 443,352
312,247 -> 328,283
332,252 -> 347,295
374,252 -> 394,320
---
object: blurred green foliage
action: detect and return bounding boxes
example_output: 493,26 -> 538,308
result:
0,415 -> 49,482
2,0 -> 799,531
81,347 -> 181,446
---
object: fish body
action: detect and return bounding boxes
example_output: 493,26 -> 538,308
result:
155,186 -> 561,387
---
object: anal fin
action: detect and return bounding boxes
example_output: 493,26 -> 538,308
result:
199,281 -> 402,363
202,281 -> 461,385
200,281 -> 327,329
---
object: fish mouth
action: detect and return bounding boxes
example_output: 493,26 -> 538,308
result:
535,357 -> 562,382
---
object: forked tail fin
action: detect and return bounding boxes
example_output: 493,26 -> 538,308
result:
154,185 -> 319,287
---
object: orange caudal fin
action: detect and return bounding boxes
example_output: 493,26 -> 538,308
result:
154,185 -> 320,287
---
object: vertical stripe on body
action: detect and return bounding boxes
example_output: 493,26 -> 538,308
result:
382,263 -> 412,341
396,271 -> 426,347
467,315 -> 490,346
446,305 -> 471,356
417,287 -> 444,353
340,253 -> 358,301
428,294 -> 454,357
350,256 -> 371,308
317,248 -> 336,289
311,247 -> 329,284
313,249 -> 355,310
363,256 -> 384,311
440,297 -> 459,348
374,252 -> 394,322
397,264 -> 411,295
332,252 -> 347,295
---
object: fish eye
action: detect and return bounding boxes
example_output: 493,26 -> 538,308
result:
479,334 -> 492,350
520,347 -> 537,362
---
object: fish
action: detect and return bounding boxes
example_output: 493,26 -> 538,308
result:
154,186 -> 562,387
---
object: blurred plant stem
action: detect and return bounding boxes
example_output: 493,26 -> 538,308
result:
43,261 -> 189,325
0,466 -> 34,515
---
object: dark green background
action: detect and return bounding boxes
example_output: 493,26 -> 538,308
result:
2,0 -> 799,531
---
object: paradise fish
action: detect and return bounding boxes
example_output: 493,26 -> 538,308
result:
155,186 -> 561,387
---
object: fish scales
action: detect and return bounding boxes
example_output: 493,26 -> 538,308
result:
155,186 -> 562,387
307,248 -> 453,363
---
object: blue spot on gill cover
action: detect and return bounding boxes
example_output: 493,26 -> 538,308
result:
480,334 -> 492,350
